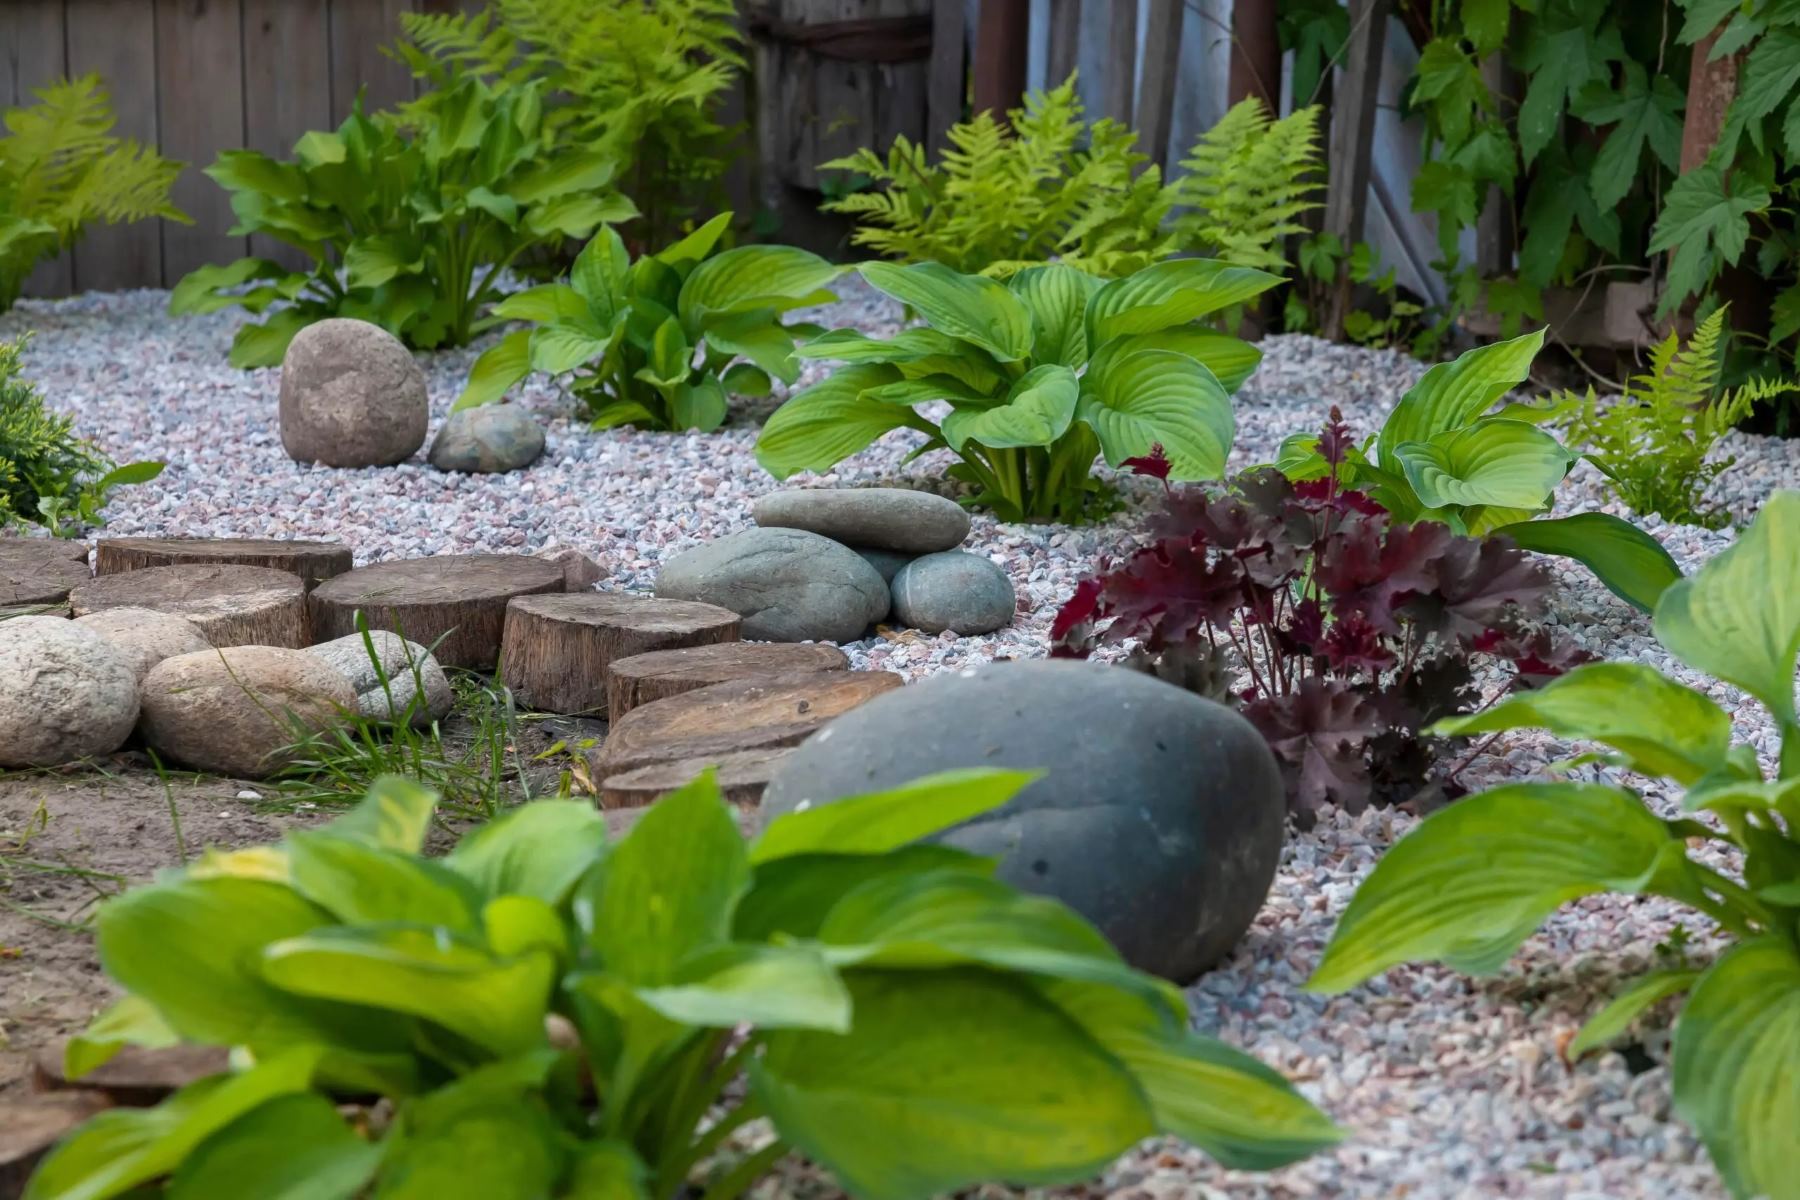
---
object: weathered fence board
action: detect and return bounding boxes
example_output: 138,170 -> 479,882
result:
155,0 -> 250,282
68,0 -> 162,293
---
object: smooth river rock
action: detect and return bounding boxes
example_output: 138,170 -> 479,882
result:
890,551 -> 1015,634
753,488 -> 970,553
306,630 -> 454,726
760,659 -> 1286,982
140,647 -> 356,778
0,617 -> 139,767
73,608 -> 212,684
279,318 -> 428,468
428,405 -> 545,474
655,528 -> 889,643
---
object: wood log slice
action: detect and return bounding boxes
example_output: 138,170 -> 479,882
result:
33,1042 -> 229,1106
590,670 -> 902,776
1,1092 -> 113,1196
1,540 -> 92,607
310,554 -> 564,670
500,593 -> 741,715
606,642 -> 850,719
95,536 -> 353,591
600,746 -> 791,810
69,564 -> 309,647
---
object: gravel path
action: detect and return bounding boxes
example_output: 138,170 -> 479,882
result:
10,282 -> 1799,1199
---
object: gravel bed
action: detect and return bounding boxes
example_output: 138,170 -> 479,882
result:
9,282 -> 1798,1199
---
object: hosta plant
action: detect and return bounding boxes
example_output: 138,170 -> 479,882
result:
756,258 -> 1281,522
169,77 -> 634,368
454,214 -> 840,431
1277,328 -> 1682,612
1310,490 -> 1800,1200
28,770 -> 1339,1200
1051,420 -> 1588,817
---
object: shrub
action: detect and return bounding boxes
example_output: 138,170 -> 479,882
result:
1310,490 -> 1800,1200
0,336 -> 162,535
0,75 -> 187,311
28,769 -> 1340,1199
1276,328 -> 1683,612
1052,421 -> 1588,816
1562,308 -> 1797,530
456,214 -> 840,431
756,258 -> 1281,522
393,0 -> 742,248
169,77 -> 634,368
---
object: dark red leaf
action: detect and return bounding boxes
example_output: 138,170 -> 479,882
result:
1122,443 -> 1172,482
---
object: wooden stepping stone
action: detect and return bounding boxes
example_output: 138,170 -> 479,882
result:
70,564 -> 309,647
606,642 -> 850,720
601,746 -> 791,810
2,1092 -> 112,1195
500,593 -> 740,715
95,536 -> 353,591
33,1041 -> 229,1106
590,670 -> 902,777
310,553 -> 564,671
1,539 -> 91,608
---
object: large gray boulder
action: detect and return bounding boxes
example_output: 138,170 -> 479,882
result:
760,659 -> 1285,982
74,607 -> 211,684
890,551 -> 1015,634
306,631 -> 454,726
753,488 -> 970,553
428,405 -> 545,474
140,647 -> 356,778
279,318 -> 428,468
0,617 -> 139,767
655,528 -> 889,643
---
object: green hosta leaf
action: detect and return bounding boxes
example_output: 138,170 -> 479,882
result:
752,969 -> 1155,1200
565,1141 -> 649,1199
864,374 -> 995,407
755,363 -> 911,480
737,846 -> 993,943
206,150 -> 306,202
633,942 -> 851,1031
1309,782 -> 1684,992
228,309 -> 314,369
941,364 -> 1078,451
455,329 -> 532,411
1009,263 -> 1106,367
750,769 -> 1038,864
371,1058 -> 564,1200
655,212 -> 734,274
680,246 -> 841,328
343,235 -> 422,289
1085,258 -> 1284,345
1077,349 -> 1234,480
1654,491 -> 1800,725
490,283 -> 588,325
529,323 -> 610,375
445,799 -> 608,904
285,830 -> 480,933
522,192 -> 637,241
1682,774 -> 1800,814
1569,969 -> 1699,1059
1672,939 -> 1800,1200
670,376 -> 728,432
94,461 -> 164,491
721,362 -> 772,396
1089,328 -> 1263,394
502,149 -> 616,203
1391,418 -> 1575,511
66,995 -> 179,1081
167,1093 -> 380,1200
1493,512 -> 1682,614
168,258 -> 290,316
570,226 -> 631,316
795,326 -> 982,366
322,776 -> 439,854
1432,662 -> 1734,785
1377,329 -> 1544,470
860,261 -> 1033,361
702,310 -> 801,383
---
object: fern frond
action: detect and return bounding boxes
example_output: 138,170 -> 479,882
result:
1168,99 -> 1322,273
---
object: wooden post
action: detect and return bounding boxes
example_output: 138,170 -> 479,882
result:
1679,31 -> 1740,172
1227,0 -> 1281,111
1047,0 -> 1080,85
928,0 -> 967,153
973,0 -> 1028,121
1135,0 -> 1182,168
1101,0 -> 1138,124
1322,0 -> 1391,341
1475,55 -> 1514,276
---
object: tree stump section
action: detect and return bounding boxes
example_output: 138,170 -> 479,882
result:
310,554 -> 565,670
590,670 -> 902,777
606,642 -> 850,720
1,540 -> 92,608
2,1092 -> 113,1196
33,1042 -> 229,1106
70,564 -> 309,647
600,746 -> 792,810
500,593 -> 741,715
95,536 -> 353,591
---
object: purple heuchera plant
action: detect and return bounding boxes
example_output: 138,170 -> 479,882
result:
1052,412 -> 1591,818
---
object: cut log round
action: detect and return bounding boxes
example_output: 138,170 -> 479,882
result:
69,564 -> 309,648
95,536 -> 353,591
309,553 -> 564,670
1,539 -> 92,607
606,642 -> 849,719
591,670 -> 903,776
33,1041 -> 229,1105
500,593 -> 741,715
600,746 -> 791,810
2,1093 -> 113,1195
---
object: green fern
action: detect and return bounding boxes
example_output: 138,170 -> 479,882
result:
0,75 -> 188,310
1167,98 -> 1324,273
1563,308 -> 1796,529
822,75 -> 1175,279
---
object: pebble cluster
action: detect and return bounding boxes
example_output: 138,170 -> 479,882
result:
8,280 -> 1793,1198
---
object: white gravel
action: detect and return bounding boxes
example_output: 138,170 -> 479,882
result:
9,281 -> 1798,1199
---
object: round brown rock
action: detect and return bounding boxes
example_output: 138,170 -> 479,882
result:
606,641 -> 849,719
309,554 -> 565,670
73,607 -> 212,684
500,593 -> 741,715
139,647 -> 356,778
1,539 -> 91,608
0,617 -> 139,767
95,537 -> 353,591
279,318 -> 428,467
70,565 -> 309,648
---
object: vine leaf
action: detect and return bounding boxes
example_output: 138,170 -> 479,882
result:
1647,165 -> 1773,314
1721,27 -> 1800,159
1514,3 -> 1624,166
1573,61 -> 1685,210
1519,141 -> 1621,286
1411,39 -> 1489,147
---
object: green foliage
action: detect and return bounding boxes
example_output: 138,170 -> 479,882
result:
0,74 -> 188,311
392,0 -> 742,248
1309,491 -> 1800,1200
29,770 -> 1339,1200
457,214 -> 840,431
1564,308 -> 1799,528
1168,100 -> 1325,275
757,258 -> 1281,521
1277,329 -> 1682,610
0,335 -> 162,536
169,77 -> 634,368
